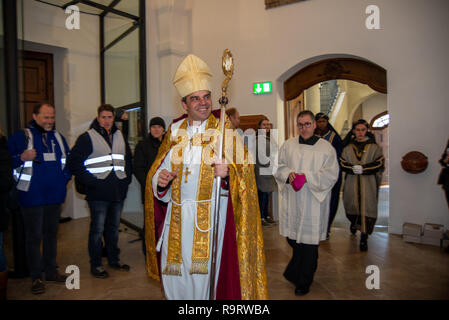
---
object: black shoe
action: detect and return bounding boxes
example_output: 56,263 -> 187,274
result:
91,266 -> 109,279
350,224 -> 357,235
31,279 -> 45,295
295,287 -> 310,296
45,272 -> 68,283
108,262 -> 130,271
360,233 -> 368,251
265,217 -> 277,224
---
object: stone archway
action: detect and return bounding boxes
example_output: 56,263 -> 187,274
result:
282,57 -> 387,138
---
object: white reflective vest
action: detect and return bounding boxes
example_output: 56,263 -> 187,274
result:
84,129 -> 127,180
13,128 -> 67,192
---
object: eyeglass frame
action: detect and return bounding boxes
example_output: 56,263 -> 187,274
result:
296,121 -> 313,129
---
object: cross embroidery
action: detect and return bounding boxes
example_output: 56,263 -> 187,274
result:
197,236 -> 208,249
183,167 -> 192,183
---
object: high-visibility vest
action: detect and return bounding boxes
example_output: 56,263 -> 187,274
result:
14,128 -> 67,192
84,128 -> 127,180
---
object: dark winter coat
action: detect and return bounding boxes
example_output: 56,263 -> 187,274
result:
133,134 -> 163,203
67,119 -> 132,202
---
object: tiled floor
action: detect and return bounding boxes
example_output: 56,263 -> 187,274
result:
5,212 -> 449,300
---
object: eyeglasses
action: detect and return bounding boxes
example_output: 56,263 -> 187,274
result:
297,122 -> 312,129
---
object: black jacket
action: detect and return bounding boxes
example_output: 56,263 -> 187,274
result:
133,134 -> 163,203
67,119 -> 132,202
438,139 -> 449,189
0,136 -> 13,231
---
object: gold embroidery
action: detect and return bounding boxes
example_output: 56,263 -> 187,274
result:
163,119 -> 188,276
144,113 -> 268,299
144,124 -> 176,281
182,167 -> 192,183
190,114 -> 217,274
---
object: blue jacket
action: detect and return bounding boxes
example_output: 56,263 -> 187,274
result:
8,121 -> 72,207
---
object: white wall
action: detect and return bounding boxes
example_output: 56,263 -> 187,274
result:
163,0 -> 449,234
146,0 -> 193,127
23,0 -> 101,218
361,93 -> 388,124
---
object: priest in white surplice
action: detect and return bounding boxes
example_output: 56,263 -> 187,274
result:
144,54 -> 268,300
275,110 -> 339,296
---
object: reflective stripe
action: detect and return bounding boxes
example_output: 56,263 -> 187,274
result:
15,173 -> 32,181
86,166 -> 125,174
24,161 -> 33,168
86,166 -> 114,174
84,155 -> 113,166
61,158 -> 66,164
111,154 -> 124,160
13,170 -> 20,179
13,170 -> 31,181
83,154 -> 123,166
21,174 -> 32,181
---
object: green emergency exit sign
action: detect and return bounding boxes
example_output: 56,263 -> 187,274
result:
253,82 -> 272,94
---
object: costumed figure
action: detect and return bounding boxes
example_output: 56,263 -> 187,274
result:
144,53 -> 268,300
340,119 -> 384,251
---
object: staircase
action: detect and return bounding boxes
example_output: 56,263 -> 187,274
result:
320,80 -> 339,115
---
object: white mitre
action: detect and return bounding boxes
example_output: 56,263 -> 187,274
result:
173,54 -> 213,98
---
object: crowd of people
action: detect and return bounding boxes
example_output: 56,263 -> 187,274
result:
3,52 -> 445,300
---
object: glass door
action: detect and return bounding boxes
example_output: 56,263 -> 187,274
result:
101,0 -> 147,231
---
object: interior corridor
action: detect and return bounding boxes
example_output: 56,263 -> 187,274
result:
6,212 -> 449,300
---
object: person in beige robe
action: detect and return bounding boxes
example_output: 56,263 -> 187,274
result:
340,119 -> 384,251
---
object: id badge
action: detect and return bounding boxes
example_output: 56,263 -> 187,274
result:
43,153 -> 56,161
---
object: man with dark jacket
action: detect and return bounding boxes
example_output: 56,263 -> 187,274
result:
133,117 -> 165,255
8,103 -> 72,294
133,117 -> 165,202
67,104 -> 132,279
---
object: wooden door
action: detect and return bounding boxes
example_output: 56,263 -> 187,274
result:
239,114 -> 266,132
20,51 -> 54,126
285,91 -> 304,139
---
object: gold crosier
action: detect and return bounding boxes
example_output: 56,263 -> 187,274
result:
163,114 -> 219,276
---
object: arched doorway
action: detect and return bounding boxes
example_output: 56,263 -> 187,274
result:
283,57 -> 387,139
281,56 -> 389,231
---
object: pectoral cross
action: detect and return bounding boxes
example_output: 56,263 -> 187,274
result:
183,167 -> 192,183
